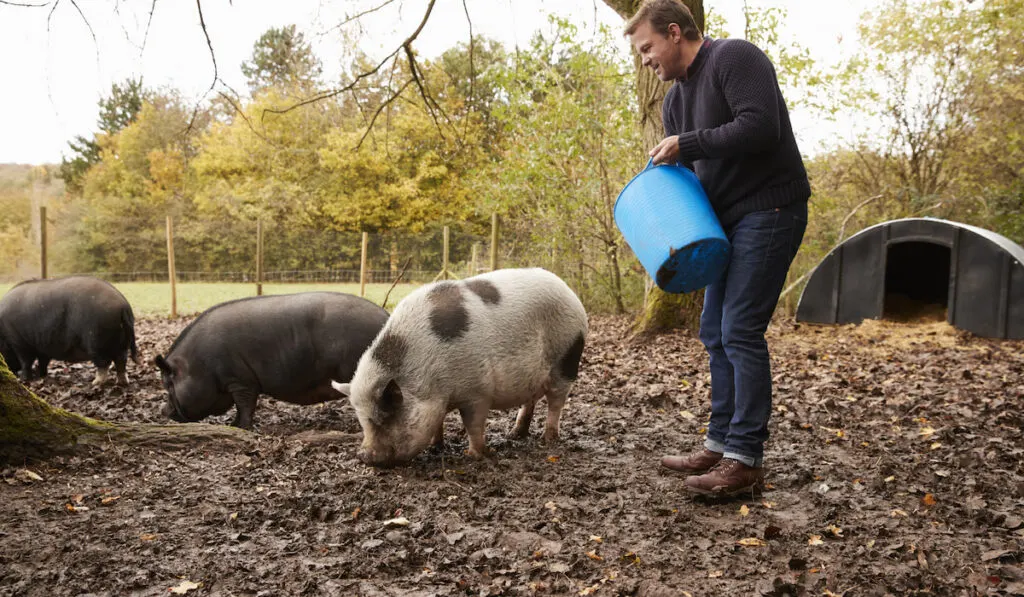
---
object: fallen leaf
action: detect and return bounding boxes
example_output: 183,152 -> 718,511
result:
140,533 -> 158,541
808,535 -> 824,546
169,579 -> 201,594
546,455 -> 560,463
383,517 -> 410,527
761,500 -> 777,509
351,507 -> 361,520
826,524 -> 843,537
14,469 -> 43,483
921,493 -> 937,506
708,570 -> 724,578
738,505 -> 750,517
100,496 -> 121,505
891,509 -> 909,517
737,537 -> 765,547
589,535 -> 602,543
918,426 -> 936,438
585,550 -> 603,561
679,410 -> 695,420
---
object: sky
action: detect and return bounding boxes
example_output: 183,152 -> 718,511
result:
0,0 -> 879,165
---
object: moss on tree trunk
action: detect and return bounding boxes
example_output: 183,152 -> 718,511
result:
0,357 -> 252,464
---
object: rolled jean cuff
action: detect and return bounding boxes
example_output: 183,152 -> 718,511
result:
723,451 -> 763,468
704,437 -> 726,453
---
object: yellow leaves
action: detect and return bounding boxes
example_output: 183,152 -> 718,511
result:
826,524 -> 844,537
808,535 -> 825,546
891,509 -> 909,517
100,496 -> 121,506
585,550 -> 604,561
918,426 -> 937,438
678,410 -> 696,420
547,455 -> 561,463
140,533 -> 158,541
921,493 -> 938,507
738,505 -> 750,517
736,537 -> 766,547
589,535 -> 603,543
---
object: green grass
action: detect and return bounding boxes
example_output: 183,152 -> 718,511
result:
0,282 -> 420,316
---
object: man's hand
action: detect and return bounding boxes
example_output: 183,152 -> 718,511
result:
649,135 -> 680,165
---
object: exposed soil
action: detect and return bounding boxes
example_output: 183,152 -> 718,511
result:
2,315 -> 1023,596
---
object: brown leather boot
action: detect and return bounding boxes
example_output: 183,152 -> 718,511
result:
683,458 -> 764,497
660,448 -> 723,474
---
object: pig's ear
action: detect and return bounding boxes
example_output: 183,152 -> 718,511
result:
380,379 -> 404,415
153,355 -> 173,375
331,381 -> 351,396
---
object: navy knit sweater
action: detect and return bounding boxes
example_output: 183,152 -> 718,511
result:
663,37 -> 810,227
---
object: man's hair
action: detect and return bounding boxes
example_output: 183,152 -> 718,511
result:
624,0 -> 702,41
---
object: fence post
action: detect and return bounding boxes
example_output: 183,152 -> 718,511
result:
256,219 -> 264,296
470,242 -> 480,278
166,216 -> 177,318
490,213 -> 500,272
442,226 -> 450,280
39,206 -> 47,279
360,231 -> 369,297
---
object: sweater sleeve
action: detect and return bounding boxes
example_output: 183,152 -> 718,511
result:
681,40 -> 782,161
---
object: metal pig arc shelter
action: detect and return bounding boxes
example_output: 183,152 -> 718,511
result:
796,218 -> 1024,339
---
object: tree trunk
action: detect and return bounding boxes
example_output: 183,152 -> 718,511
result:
602,0 -> 706,336
0,357 -> 252,464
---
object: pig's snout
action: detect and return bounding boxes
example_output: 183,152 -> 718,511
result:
162,402 -> 185,422
357,444 -> 399,467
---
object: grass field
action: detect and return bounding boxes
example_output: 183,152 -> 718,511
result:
0,281 -> 420,316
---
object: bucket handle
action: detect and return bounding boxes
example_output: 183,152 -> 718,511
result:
644,157 -> 686,171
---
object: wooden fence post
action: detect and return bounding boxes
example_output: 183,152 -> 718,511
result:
360,232 -> 369,297
490,213 -> 500,272
39,206 -> 47,279
166,216 -> 177,318
470,242 -> 480,278
442,226 -> 450,280
256,219 -> 264,296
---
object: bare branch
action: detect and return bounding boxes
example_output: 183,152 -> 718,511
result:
184,0 -> 218,136
315,0 -> 400,41
356,78 -> 415,149
0,0 -> 50,6
263,0 -> 439,121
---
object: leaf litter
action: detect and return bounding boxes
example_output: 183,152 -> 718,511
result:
0,314 -> 1022,595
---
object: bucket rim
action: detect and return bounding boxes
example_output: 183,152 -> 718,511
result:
613,160 -> 696,216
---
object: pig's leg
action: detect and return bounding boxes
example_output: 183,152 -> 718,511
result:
228,384 -> 258,429
431,415 -> 445,449
508,401 -> 536,439
542,383 -> 571,443
91,360 -> 112,386
458,405 -> 491,458
113,355 -> 129,385
35,357 -> 51,378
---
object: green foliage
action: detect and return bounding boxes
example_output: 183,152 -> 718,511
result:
468,17 -> 646,313
59,78 -> 147,196
241,25 -> 323,94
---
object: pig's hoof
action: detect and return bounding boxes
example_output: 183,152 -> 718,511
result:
466,445 -> 492,459
541,432 -> 560,444
506,427 -> 529,440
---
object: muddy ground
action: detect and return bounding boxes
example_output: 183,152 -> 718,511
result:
1,315 -> 1022,596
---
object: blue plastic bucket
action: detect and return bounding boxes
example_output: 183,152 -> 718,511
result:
614,159 -> 730,293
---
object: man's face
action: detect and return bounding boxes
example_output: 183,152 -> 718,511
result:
629,20 -> 684,81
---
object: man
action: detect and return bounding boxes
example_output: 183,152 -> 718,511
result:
626,0 -> 810,497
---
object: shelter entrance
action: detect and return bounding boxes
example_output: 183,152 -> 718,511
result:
883,241 -> 950,322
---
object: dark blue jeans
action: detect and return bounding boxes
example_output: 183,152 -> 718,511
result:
698,202 -> 807,467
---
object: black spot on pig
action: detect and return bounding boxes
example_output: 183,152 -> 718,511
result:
558,333 -> 586,381
372,332 -> 408,371
465,279 -> 501,306
427,282 -> 469,341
